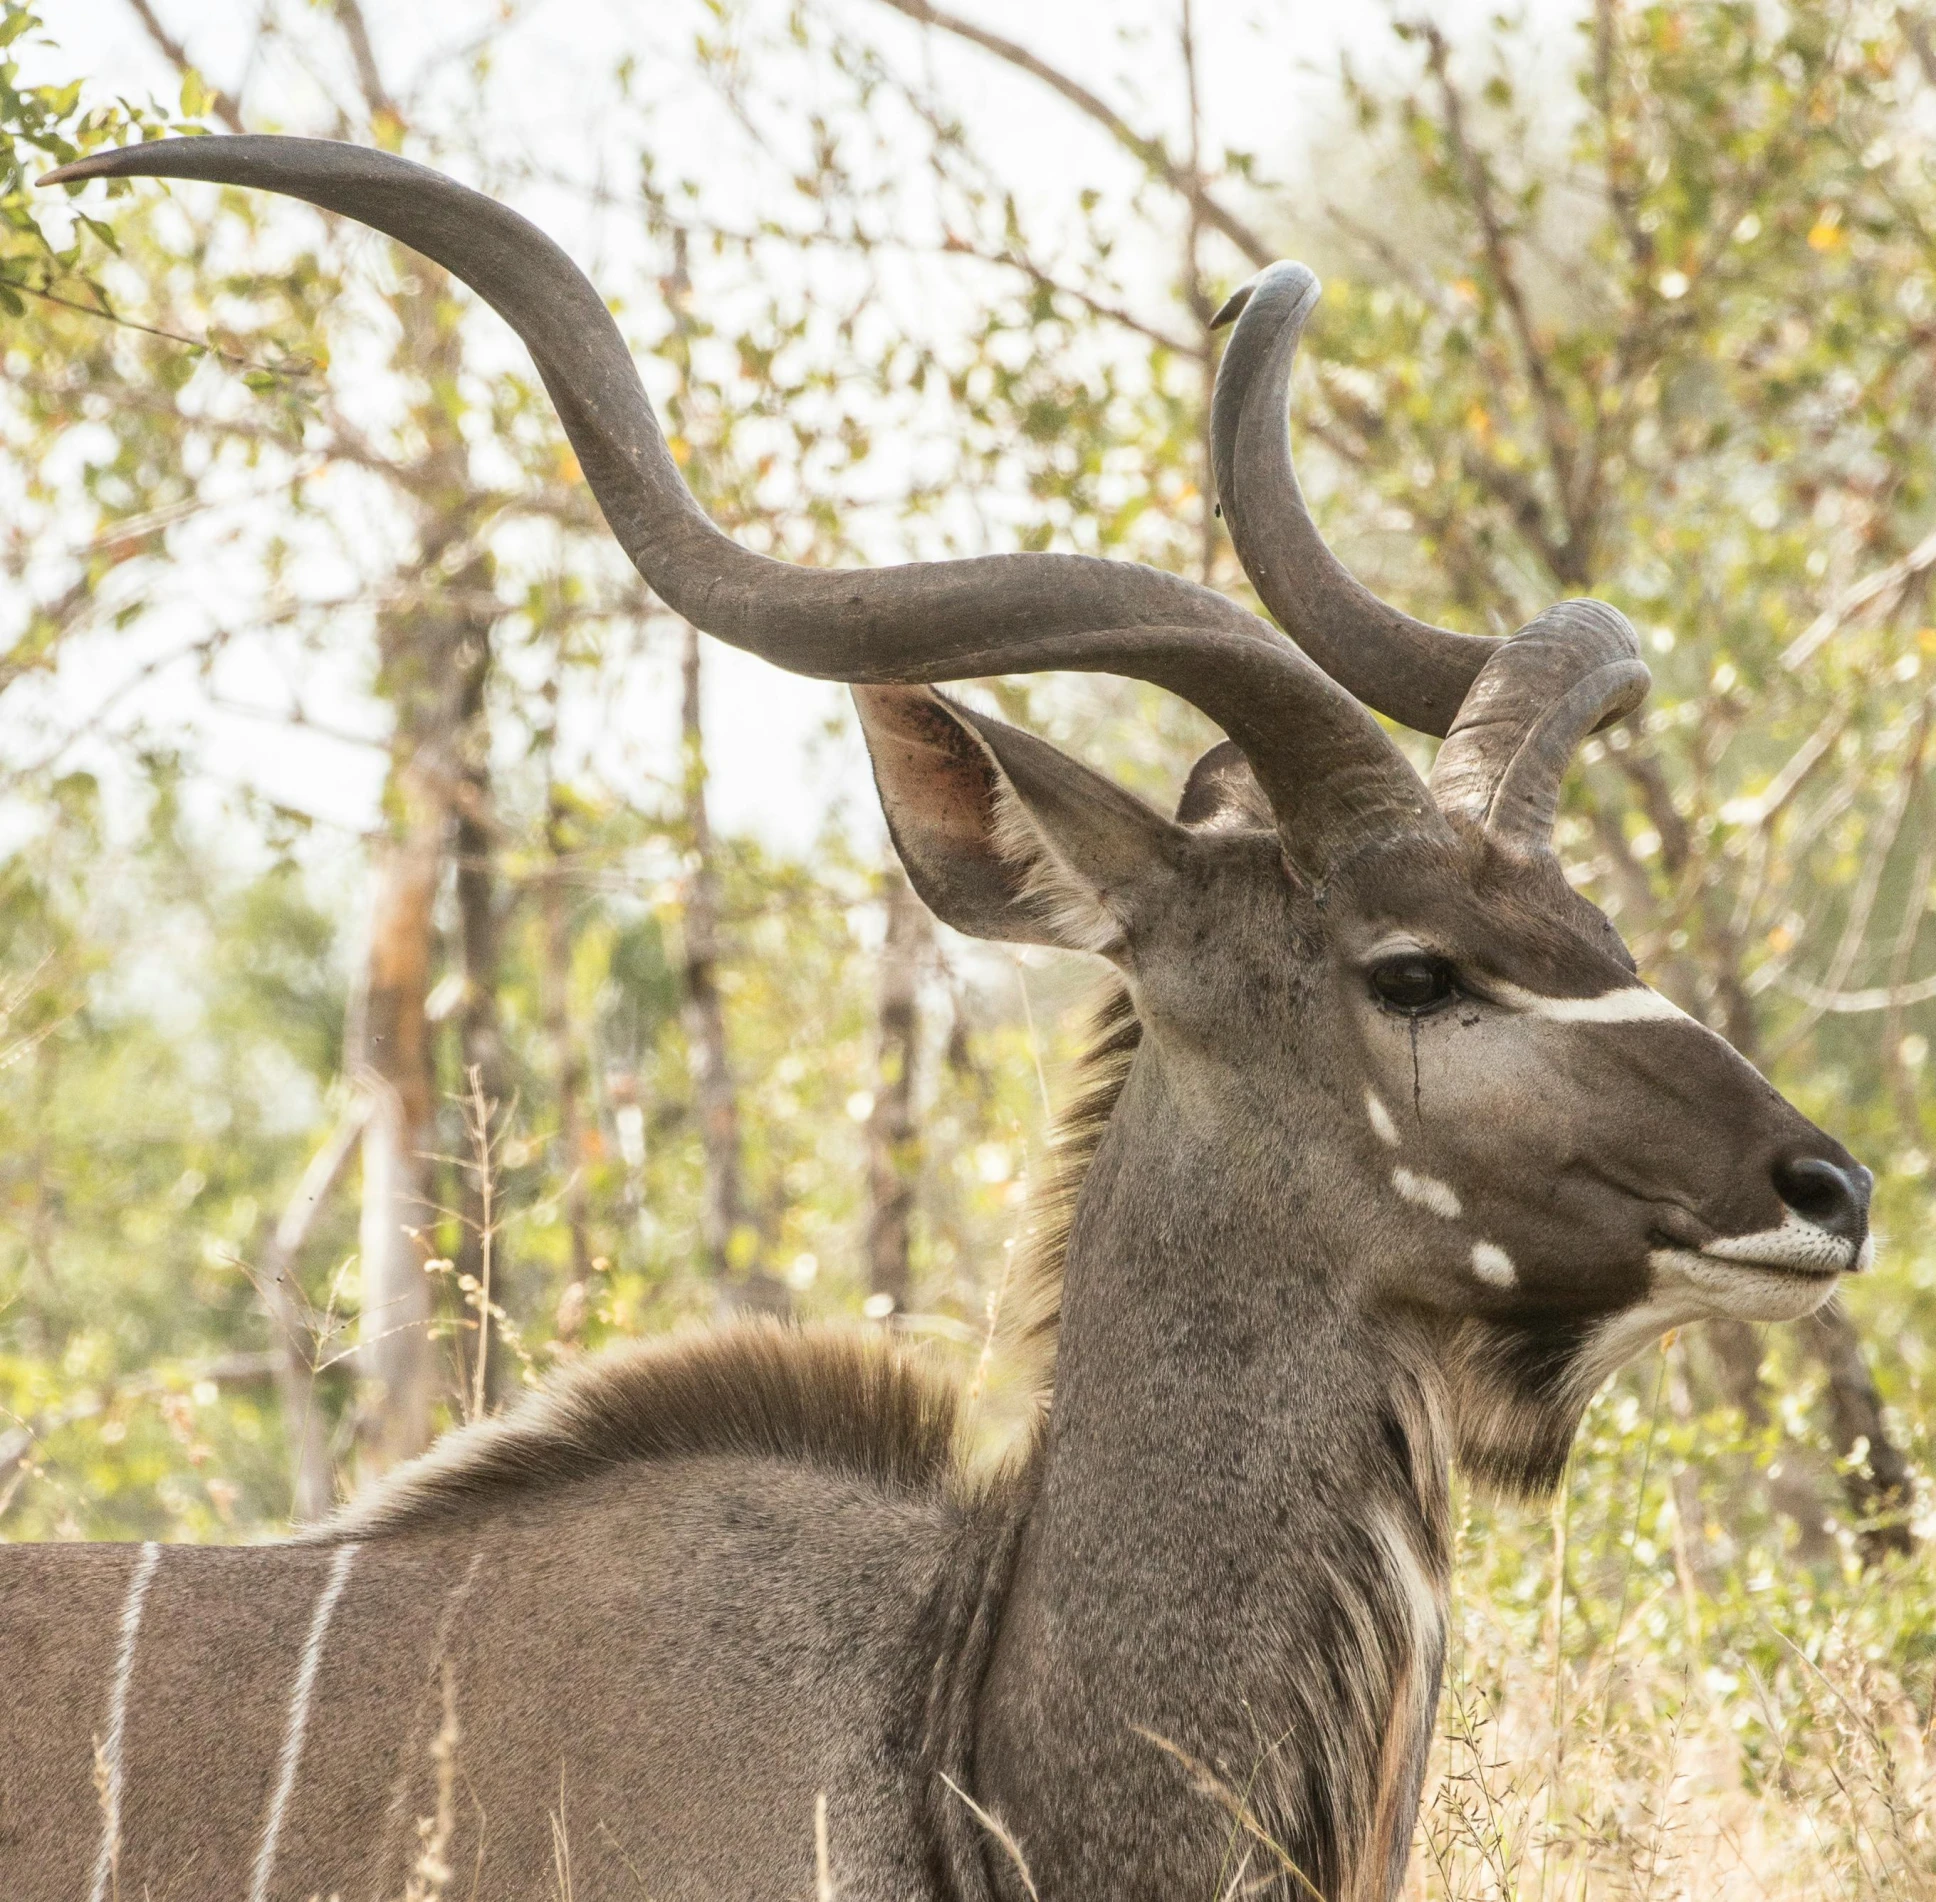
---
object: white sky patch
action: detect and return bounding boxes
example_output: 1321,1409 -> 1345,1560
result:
1366,1089 -> 1401,1148
1393,1167 -> 1461,1221
1488,979 -> 1691,1024
1470,1242 -> 1516,1288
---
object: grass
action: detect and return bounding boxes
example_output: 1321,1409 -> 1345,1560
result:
1406,1341 -> 1936,1901
1412,1570 -> 1936,1900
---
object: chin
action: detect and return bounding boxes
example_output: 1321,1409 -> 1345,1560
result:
1647,1246 -> 1845,1324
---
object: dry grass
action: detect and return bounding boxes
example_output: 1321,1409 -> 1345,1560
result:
1408,1585 -> 1936,1900
1403,1359 -> 1936,1902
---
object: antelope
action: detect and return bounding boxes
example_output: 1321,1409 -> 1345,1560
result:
3,137 -> 1871,1902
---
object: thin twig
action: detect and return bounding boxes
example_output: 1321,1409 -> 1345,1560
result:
867,0 -> 1273,266
7,282 -> 320,381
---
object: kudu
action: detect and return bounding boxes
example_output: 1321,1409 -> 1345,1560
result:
3,138 -> 1872,1902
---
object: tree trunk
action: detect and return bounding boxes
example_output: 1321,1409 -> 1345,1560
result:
542,785 -> 594,1337
866,863 -> 925,1321
257,1097 -> 370,1523
351,814 -> 441,1474
1800,1297 -> 1916,1562
678,625 -> 787,1315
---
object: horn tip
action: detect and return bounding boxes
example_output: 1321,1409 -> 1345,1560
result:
1212,261 -> 1323,332
37,158 -> 101,187
1209,282 -> 1255,330
38,145 -> 167,187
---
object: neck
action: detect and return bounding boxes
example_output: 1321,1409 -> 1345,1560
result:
972,1045 -> 1451,1902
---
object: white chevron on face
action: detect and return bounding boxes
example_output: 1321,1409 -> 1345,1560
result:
1487,979 -> 1690,1024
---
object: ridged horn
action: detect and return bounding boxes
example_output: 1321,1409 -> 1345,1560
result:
1427,600 -> 1648,854
1211,264 -> 1649,853
1209,262 -> 1495,738
43,136 -> 1449,878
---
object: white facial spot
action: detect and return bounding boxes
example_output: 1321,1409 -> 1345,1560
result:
1470,1241 -> 1516,1288
1366,1089 -> 1400,1149
1393,1167 -> 1461,1221
1489,979 -> 1690,1024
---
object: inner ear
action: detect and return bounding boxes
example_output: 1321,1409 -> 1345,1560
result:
852,684 -> 1183,954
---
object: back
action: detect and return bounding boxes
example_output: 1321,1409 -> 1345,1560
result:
0,1334 -> 995,1901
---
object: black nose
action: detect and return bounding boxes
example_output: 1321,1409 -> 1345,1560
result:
1772,1154 -> 1872,1248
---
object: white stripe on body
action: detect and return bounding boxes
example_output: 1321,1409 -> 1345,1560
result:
89,1540 -> 161,1902
1488,979 -> 1690,1024
248,1542 -> 360,1902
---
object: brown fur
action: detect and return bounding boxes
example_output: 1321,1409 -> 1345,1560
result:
319,1321 -> 964,1541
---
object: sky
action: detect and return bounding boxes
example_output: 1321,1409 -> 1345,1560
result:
14,0 -> 1569,859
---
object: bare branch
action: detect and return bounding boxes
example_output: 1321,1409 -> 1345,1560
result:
941,235 -> 1205,358
123,0 -> 246,132
1781,524 -> 1936,672
248,1096 -> 370,1519
331,0 -> 400,127
1775,968 -> 1936,1015
1414,22 -> 1585,584
1771,700 -> 1933,1053
867,0 -> 1275,268
7,283 -> 320,381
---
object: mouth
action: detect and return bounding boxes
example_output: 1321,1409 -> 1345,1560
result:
1647,1206 -> 1866,1280
1643,1221 -> 1864,1327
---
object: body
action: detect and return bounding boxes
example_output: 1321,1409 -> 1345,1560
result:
1,1356 -> 997,1901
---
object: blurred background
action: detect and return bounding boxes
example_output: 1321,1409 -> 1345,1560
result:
3,0 -> 1935,1892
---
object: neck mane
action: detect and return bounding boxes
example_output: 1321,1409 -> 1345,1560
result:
1002,980 -> 1143,1400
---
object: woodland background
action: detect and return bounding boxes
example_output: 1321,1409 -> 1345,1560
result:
4,0 -> 1936,1893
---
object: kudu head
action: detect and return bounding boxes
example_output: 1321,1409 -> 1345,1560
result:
43,143 -> 1870,1491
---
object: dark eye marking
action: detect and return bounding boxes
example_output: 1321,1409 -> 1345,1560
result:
1367,950 -> 1456,1016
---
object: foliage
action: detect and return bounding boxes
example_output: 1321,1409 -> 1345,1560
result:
0,0 -> 191,316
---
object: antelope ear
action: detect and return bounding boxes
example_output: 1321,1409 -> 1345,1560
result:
852,685 -> 1182,954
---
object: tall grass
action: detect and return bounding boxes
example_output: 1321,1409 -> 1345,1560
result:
1412,1342 -> 1936,1901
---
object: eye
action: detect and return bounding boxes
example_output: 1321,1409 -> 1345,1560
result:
1368,950 -> 1456,1015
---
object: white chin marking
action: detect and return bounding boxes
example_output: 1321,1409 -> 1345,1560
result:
1366,1089 -> 1401,1149
1470,1241 -> 1516,1288
1393,1167 -> 1461,1220
1648,1246 -> 1843,1323
1489,979 -> 1690,1024
1702,1208 -> 1857,1274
